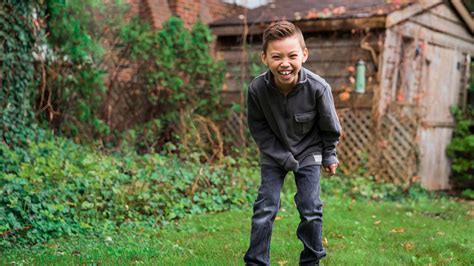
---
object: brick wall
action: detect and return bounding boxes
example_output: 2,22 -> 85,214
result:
126,0 -> 243,28
142,0 -> 172,27
101,0 -> 242,131
157,0 -> 242,28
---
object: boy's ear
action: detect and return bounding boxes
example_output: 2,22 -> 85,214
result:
302,48 -> 309,64
261,51 -> 268,66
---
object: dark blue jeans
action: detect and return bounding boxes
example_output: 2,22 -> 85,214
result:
244,165 -> 326,265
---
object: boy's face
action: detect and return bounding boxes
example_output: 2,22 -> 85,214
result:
261,35 -> 308,91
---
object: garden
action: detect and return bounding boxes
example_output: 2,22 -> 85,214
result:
1,0 -> 473,265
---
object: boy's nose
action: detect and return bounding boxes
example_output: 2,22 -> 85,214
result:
280,60 -> 290,68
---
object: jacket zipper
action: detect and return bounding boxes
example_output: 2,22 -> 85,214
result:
283,96 -> 290,119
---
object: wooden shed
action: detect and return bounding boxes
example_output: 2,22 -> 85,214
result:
209,0 -> 474,190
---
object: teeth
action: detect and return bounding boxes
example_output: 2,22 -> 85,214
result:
279,71 -> 291,75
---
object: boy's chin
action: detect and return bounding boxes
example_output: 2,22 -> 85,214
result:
276,75 -> 297,86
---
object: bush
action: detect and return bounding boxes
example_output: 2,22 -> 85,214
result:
446,106 -> 474,187
0,137 -> 258,247
320,174 -> 432,202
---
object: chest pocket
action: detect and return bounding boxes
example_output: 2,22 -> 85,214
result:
294,111 -> 316,135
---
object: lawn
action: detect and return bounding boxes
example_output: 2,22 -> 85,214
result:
2,188 -> 473,265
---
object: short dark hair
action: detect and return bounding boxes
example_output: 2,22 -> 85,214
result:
262,21 -> 306,53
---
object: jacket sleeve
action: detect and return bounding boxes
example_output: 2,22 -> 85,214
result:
247,87 -> 299,171
316,84 -> 341,166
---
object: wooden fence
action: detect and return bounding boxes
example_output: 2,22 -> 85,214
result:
223,105 -> 419,184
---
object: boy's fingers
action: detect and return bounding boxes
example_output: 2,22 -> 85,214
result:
323,166 -> 331,174
324,164 -> 337,175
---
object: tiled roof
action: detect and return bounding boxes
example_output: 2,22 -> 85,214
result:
210,0 -> 415,26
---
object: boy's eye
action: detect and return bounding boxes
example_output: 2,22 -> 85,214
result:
272,56 -> 280,59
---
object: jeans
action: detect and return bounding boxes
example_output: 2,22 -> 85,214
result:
243,165 -> 326,265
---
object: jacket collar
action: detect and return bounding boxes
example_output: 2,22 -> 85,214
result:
263,67 -> 308,95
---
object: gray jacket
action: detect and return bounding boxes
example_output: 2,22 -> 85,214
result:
247,67 -> 341,171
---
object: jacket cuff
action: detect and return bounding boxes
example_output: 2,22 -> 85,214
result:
322,155 -> 339,166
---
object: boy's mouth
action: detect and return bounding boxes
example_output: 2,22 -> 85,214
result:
278,70 -> 292,76
277,70 -> 294,81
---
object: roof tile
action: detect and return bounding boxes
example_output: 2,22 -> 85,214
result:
210,0 -> 415,26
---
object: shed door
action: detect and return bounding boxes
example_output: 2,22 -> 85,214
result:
417,45 -> 464,190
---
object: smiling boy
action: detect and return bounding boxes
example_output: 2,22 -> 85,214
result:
244,21 -> 341,265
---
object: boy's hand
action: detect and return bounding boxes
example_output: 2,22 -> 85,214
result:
323,163 -> 338,176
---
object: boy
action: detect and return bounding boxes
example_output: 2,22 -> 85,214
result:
244,21 -> 341,265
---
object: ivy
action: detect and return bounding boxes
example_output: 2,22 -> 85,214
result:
0,138 -> 258,247
0,1 -> 37,147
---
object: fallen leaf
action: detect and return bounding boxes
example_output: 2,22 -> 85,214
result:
348,202 -> 354,211
277,261 -> 288,265
436,231 -> 445,236
371,215 -> 377,219
323,237 -> 329,246
275,216 -> 283,221
374,220 -> 382,225
390,228 -> 405,233
466,210 -> 474,217
403,241 -> 415,251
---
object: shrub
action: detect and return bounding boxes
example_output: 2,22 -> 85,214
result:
446,106 -> 474,187
0,137 -> 258,247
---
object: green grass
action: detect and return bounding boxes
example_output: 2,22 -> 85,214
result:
2,193 -> 473,265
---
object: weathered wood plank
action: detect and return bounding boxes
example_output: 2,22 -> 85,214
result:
429,3 -> 463,24
305,38 -> 380,49
307,48 -> 373,62
218,36 -> 381,51
376,31 -> 401,114
223,61 -> 377,80
415,40 -> 464,190
409,10 -> 472,42
305,61 -> 377,77
219,48 -> 374,63
451,0 -> 474,33
395,21 -> 474,58
386,0 -> 443,28
419,44 -> 461,123
417,127 -> 452,190
211,17 -> 386,36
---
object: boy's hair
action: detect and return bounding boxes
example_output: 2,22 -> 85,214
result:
262,21 -> 306,53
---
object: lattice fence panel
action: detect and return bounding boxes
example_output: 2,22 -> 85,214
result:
371,111 -> 418,184
220,107 -> 419,185
221,111 -> 247,146
337,108 -> 373,173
